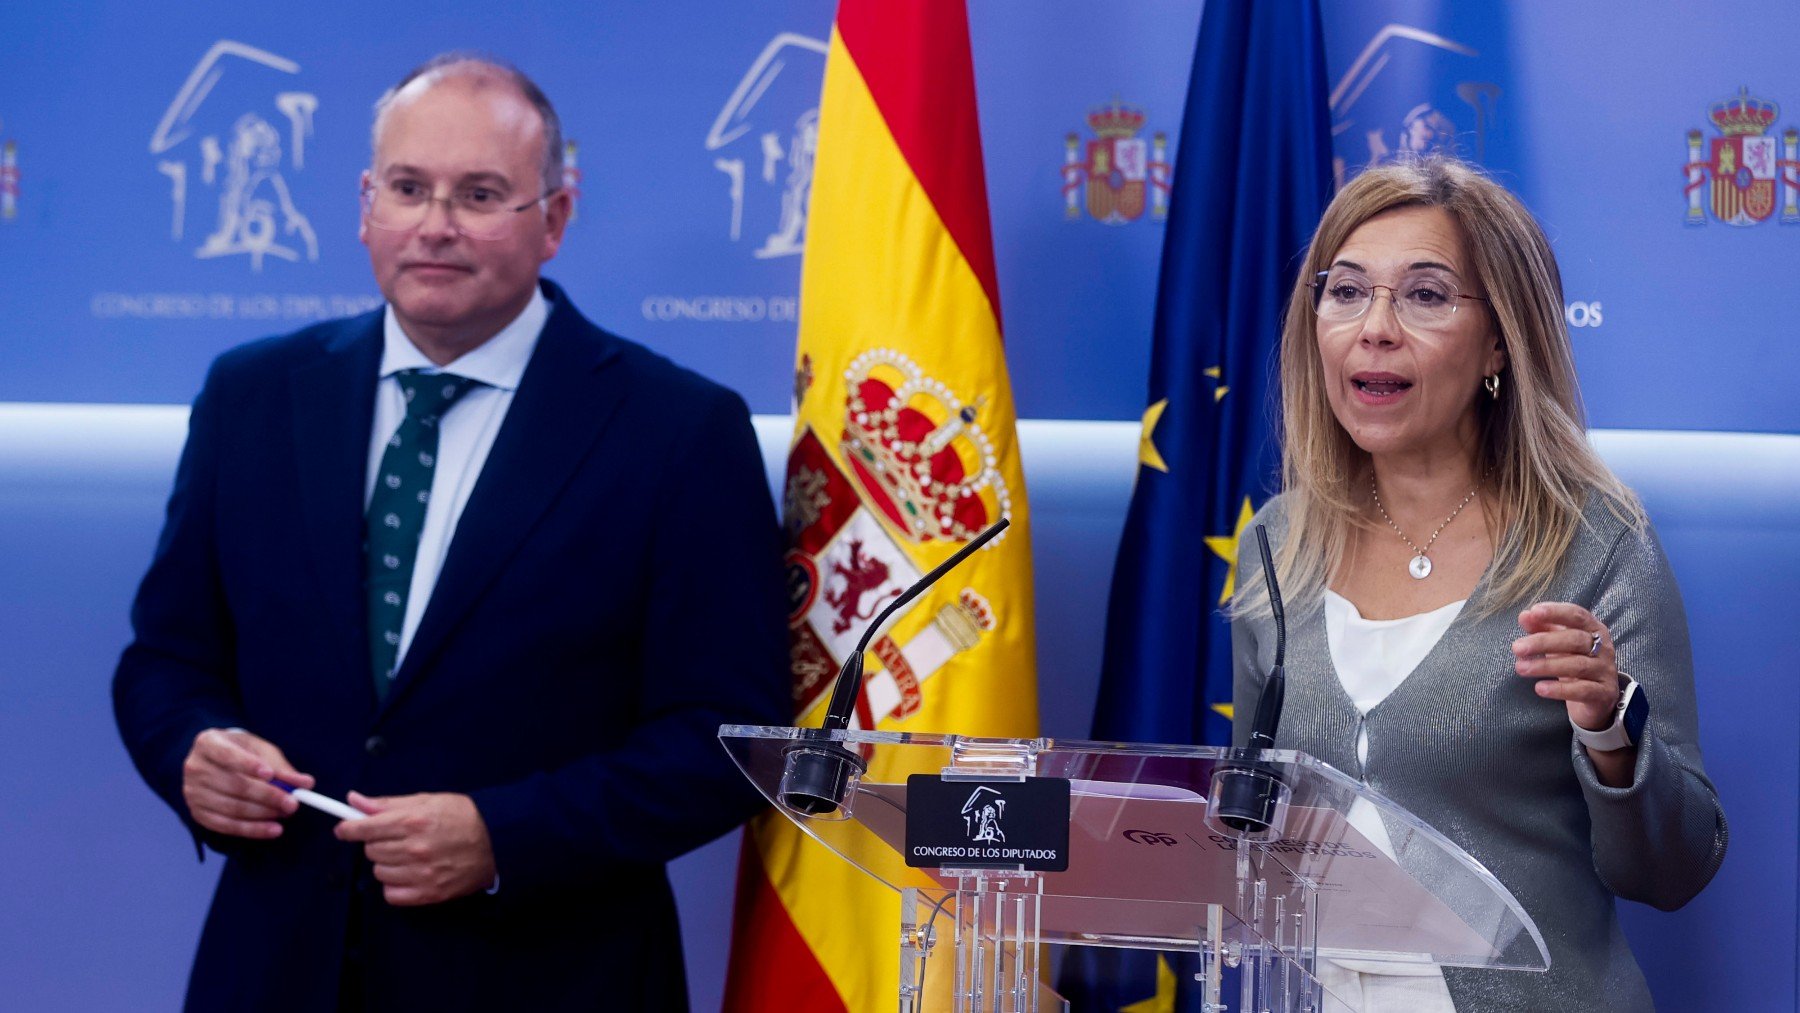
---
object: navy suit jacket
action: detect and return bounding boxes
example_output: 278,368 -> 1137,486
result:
113,281 -> 790,1011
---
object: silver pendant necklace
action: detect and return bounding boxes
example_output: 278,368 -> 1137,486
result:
1370,475 -> 1479,580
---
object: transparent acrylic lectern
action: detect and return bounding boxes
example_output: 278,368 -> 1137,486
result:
721,726 -> 1548,1013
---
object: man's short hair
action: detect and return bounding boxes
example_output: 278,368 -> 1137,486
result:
371,52 -> 564,194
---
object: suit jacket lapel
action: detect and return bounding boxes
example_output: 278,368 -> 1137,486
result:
289,317 -> 383,708
380,296 -> 626,716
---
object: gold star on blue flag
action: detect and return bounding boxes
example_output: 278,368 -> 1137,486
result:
1139,398 -> 1171,473
1203,497 -> 1258,605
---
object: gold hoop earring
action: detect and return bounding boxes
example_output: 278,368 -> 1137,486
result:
1483,373 -> 1501,400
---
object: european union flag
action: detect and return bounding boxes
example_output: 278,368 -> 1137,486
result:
1058,0 -> 1333,1008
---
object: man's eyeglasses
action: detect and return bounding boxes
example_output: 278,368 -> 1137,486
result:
1311,269 -> 1489,331
361,180 -> 559,241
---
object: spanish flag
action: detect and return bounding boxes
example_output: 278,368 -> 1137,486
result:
723,1 -> 1038,1008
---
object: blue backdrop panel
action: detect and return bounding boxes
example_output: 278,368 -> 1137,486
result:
2,2 -> 1793,431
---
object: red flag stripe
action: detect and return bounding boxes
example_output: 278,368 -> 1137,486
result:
723,842 -> 847,1012
835,0 -> 1003,331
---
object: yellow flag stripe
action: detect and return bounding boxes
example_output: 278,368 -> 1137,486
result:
749,20 -> 1038,1011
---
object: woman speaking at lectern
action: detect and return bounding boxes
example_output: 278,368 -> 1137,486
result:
1227,157 -> 1727,1011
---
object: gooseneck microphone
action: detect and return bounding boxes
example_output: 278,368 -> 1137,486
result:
1216,523 -> 1291,834
780,518 -> 1011,816
1245,524 -> 1286,751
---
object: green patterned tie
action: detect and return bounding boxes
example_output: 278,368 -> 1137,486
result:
366,369 -> 482,700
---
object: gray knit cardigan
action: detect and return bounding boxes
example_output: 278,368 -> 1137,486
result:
1231,494 -> 1728,1012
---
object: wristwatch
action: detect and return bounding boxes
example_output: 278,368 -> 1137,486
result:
1571,673 -> 1648,753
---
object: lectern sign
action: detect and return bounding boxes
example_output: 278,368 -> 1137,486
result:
904,775 -> 1070,871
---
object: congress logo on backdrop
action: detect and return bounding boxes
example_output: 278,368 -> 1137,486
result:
149,40 -> 320,271
1329,25 -> 1502,184
0,117 -> 17,222
1061,99 -> 1171,225
1682,87 -> 1800,227
705,32 -> 827,259
639,33 -> 823,327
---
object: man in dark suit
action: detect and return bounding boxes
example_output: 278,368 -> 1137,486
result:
113,54 -> 790,1010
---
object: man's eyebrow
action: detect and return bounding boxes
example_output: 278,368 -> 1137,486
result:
378,165 -> 515,190
456,171 -> 515,190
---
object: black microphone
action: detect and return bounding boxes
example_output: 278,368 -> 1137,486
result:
1215,522 -> 1290,834
779,517 -> 1011,816
1245,524 -> 1285,751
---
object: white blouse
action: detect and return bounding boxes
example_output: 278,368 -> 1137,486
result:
1324,590 -> 1465,766
1316,590 -> 1466,1013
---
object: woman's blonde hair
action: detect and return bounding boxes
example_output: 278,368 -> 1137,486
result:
1238,156 -> 1641,618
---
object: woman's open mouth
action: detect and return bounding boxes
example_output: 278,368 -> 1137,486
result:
1351,372 -> 1413,403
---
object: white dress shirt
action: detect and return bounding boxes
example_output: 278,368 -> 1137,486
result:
364,287 -> 548,671
1318,589 -> 1465,1012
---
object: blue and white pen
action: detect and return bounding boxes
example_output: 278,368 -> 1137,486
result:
271,779 -> 367,822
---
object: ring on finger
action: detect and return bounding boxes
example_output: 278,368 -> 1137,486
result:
1587,631 -> 1603,658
